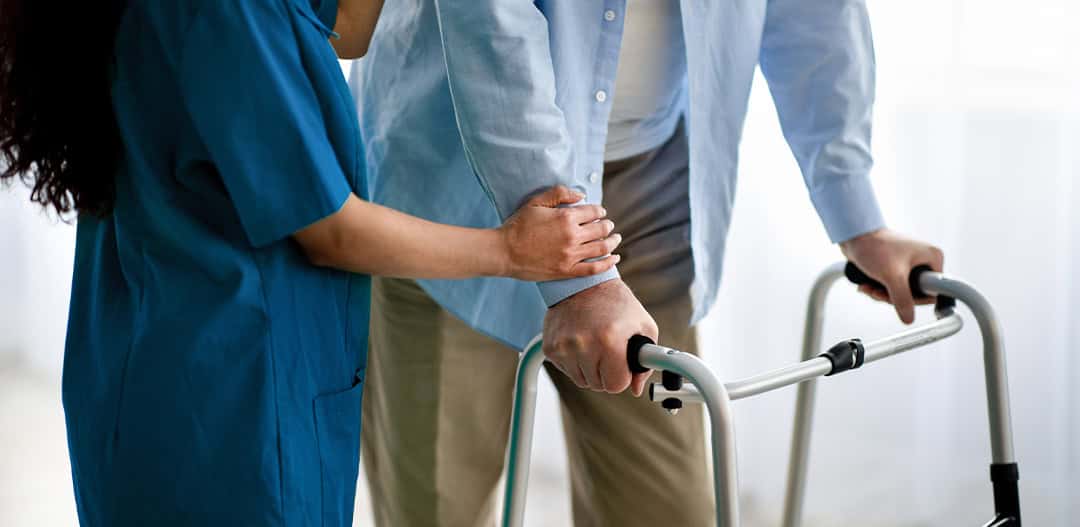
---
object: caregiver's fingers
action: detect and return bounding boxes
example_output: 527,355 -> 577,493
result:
570,254 -> 622,277
577,218 -> 615,242
577,234 -> 622,260
526,185 -> 585,208
565,204 -> 608,225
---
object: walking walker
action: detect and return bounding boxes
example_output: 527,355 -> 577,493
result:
500,262 -> 1021,527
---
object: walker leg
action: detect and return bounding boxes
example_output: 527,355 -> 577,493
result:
636,344 -> 740,527
919,274 -> 1022,527
782,263 -> 845,527
500,337 -> 547,527
983,514 -> 1019,527
782,379 -> 816,527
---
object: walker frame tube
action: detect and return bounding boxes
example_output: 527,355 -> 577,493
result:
780,262 -> 846,526
500,334 -> 546,527
650,311 -> 964,405
782,266 -> 1019,527
500,264 -> 1019,527
500,340 -> 743,527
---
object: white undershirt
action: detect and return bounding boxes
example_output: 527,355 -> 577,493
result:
605,0 -> 688,162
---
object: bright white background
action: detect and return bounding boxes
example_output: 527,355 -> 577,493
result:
1,0 -> 1077,525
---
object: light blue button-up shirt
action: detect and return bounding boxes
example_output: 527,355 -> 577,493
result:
350,0 -> 884,349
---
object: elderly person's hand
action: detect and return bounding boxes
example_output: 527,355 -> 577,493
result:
840,228 -> 945,324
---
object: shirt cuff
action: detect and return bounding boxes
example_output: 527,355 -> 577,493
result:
810,173 -> 886,244
315,0 -> 338,30
537,267 -> 621,307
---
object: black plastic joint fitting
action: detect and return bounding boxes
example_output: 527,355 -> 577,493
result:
662,370 -> 684,391
820,338 -> 866,376
661,398 -> 683,411
935,294 -> 958,313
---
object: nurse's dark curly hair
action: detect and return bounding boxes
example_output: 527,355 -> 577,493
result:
0,0 -> 127,218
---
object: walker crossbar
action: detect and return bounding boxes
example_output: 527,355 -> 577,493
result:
649,309 -> 963,405
499,263 -> 1020,527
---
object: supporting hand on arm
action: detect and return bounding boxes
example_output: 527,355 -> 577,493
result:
293,186 -> 621,282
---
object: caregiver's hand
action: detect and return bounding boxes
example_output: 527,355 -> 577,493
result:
498,186 -> 622,282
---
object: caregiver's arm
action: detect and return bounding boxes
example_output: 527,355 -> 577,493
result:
759,0 -> 942,324
174,2 -> 616,282
327,0 -> 385,59
294,186 -> 621,281
331,0 -> 620,299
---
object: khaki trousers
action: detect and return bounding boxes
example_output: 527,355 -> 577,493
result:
361,128 -> 712,527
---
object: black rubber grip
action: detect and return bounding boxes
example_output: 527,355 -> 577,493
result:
844,262 -> 933,299
626,335 -> 654,374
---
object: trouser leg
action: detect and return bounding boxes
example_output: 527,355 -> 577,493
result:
362,277 -> 519,527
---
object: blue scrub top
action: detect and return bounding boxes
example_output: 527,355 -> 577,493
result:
62,1 -> 368,526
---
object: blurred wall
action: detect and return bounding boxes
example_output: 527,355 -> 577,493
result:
0,190 -> 74,375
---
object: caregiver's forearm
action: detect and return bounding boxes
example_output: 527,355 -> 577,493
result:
295,194 -> 508,279
331,0 -> 386,59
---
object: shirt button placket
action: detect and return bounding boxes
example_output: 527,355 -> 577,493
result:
592,4 -> 617,200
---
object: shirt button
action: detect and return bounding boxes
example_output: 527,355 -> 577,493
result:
595,90 -> 608,103
588,171 -> 601,184
604,10 -> 617,21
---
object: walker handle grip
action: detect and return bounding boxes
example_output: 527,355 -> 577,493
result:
844,262 -> 933,299
626,335 -> 654,374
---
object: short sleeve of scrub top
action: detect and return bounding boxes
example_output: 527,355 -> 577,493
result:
178,0 -> 351,247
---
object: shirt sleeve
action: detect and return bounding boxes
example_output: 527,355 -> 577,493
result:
178,0 -> 351,248
314,0 -> 338,29
759,0 -> 886,243
432,0 -> 617,306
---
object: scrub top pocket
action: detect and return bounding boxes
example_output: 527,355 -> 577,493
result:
313,374 -> 364,527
